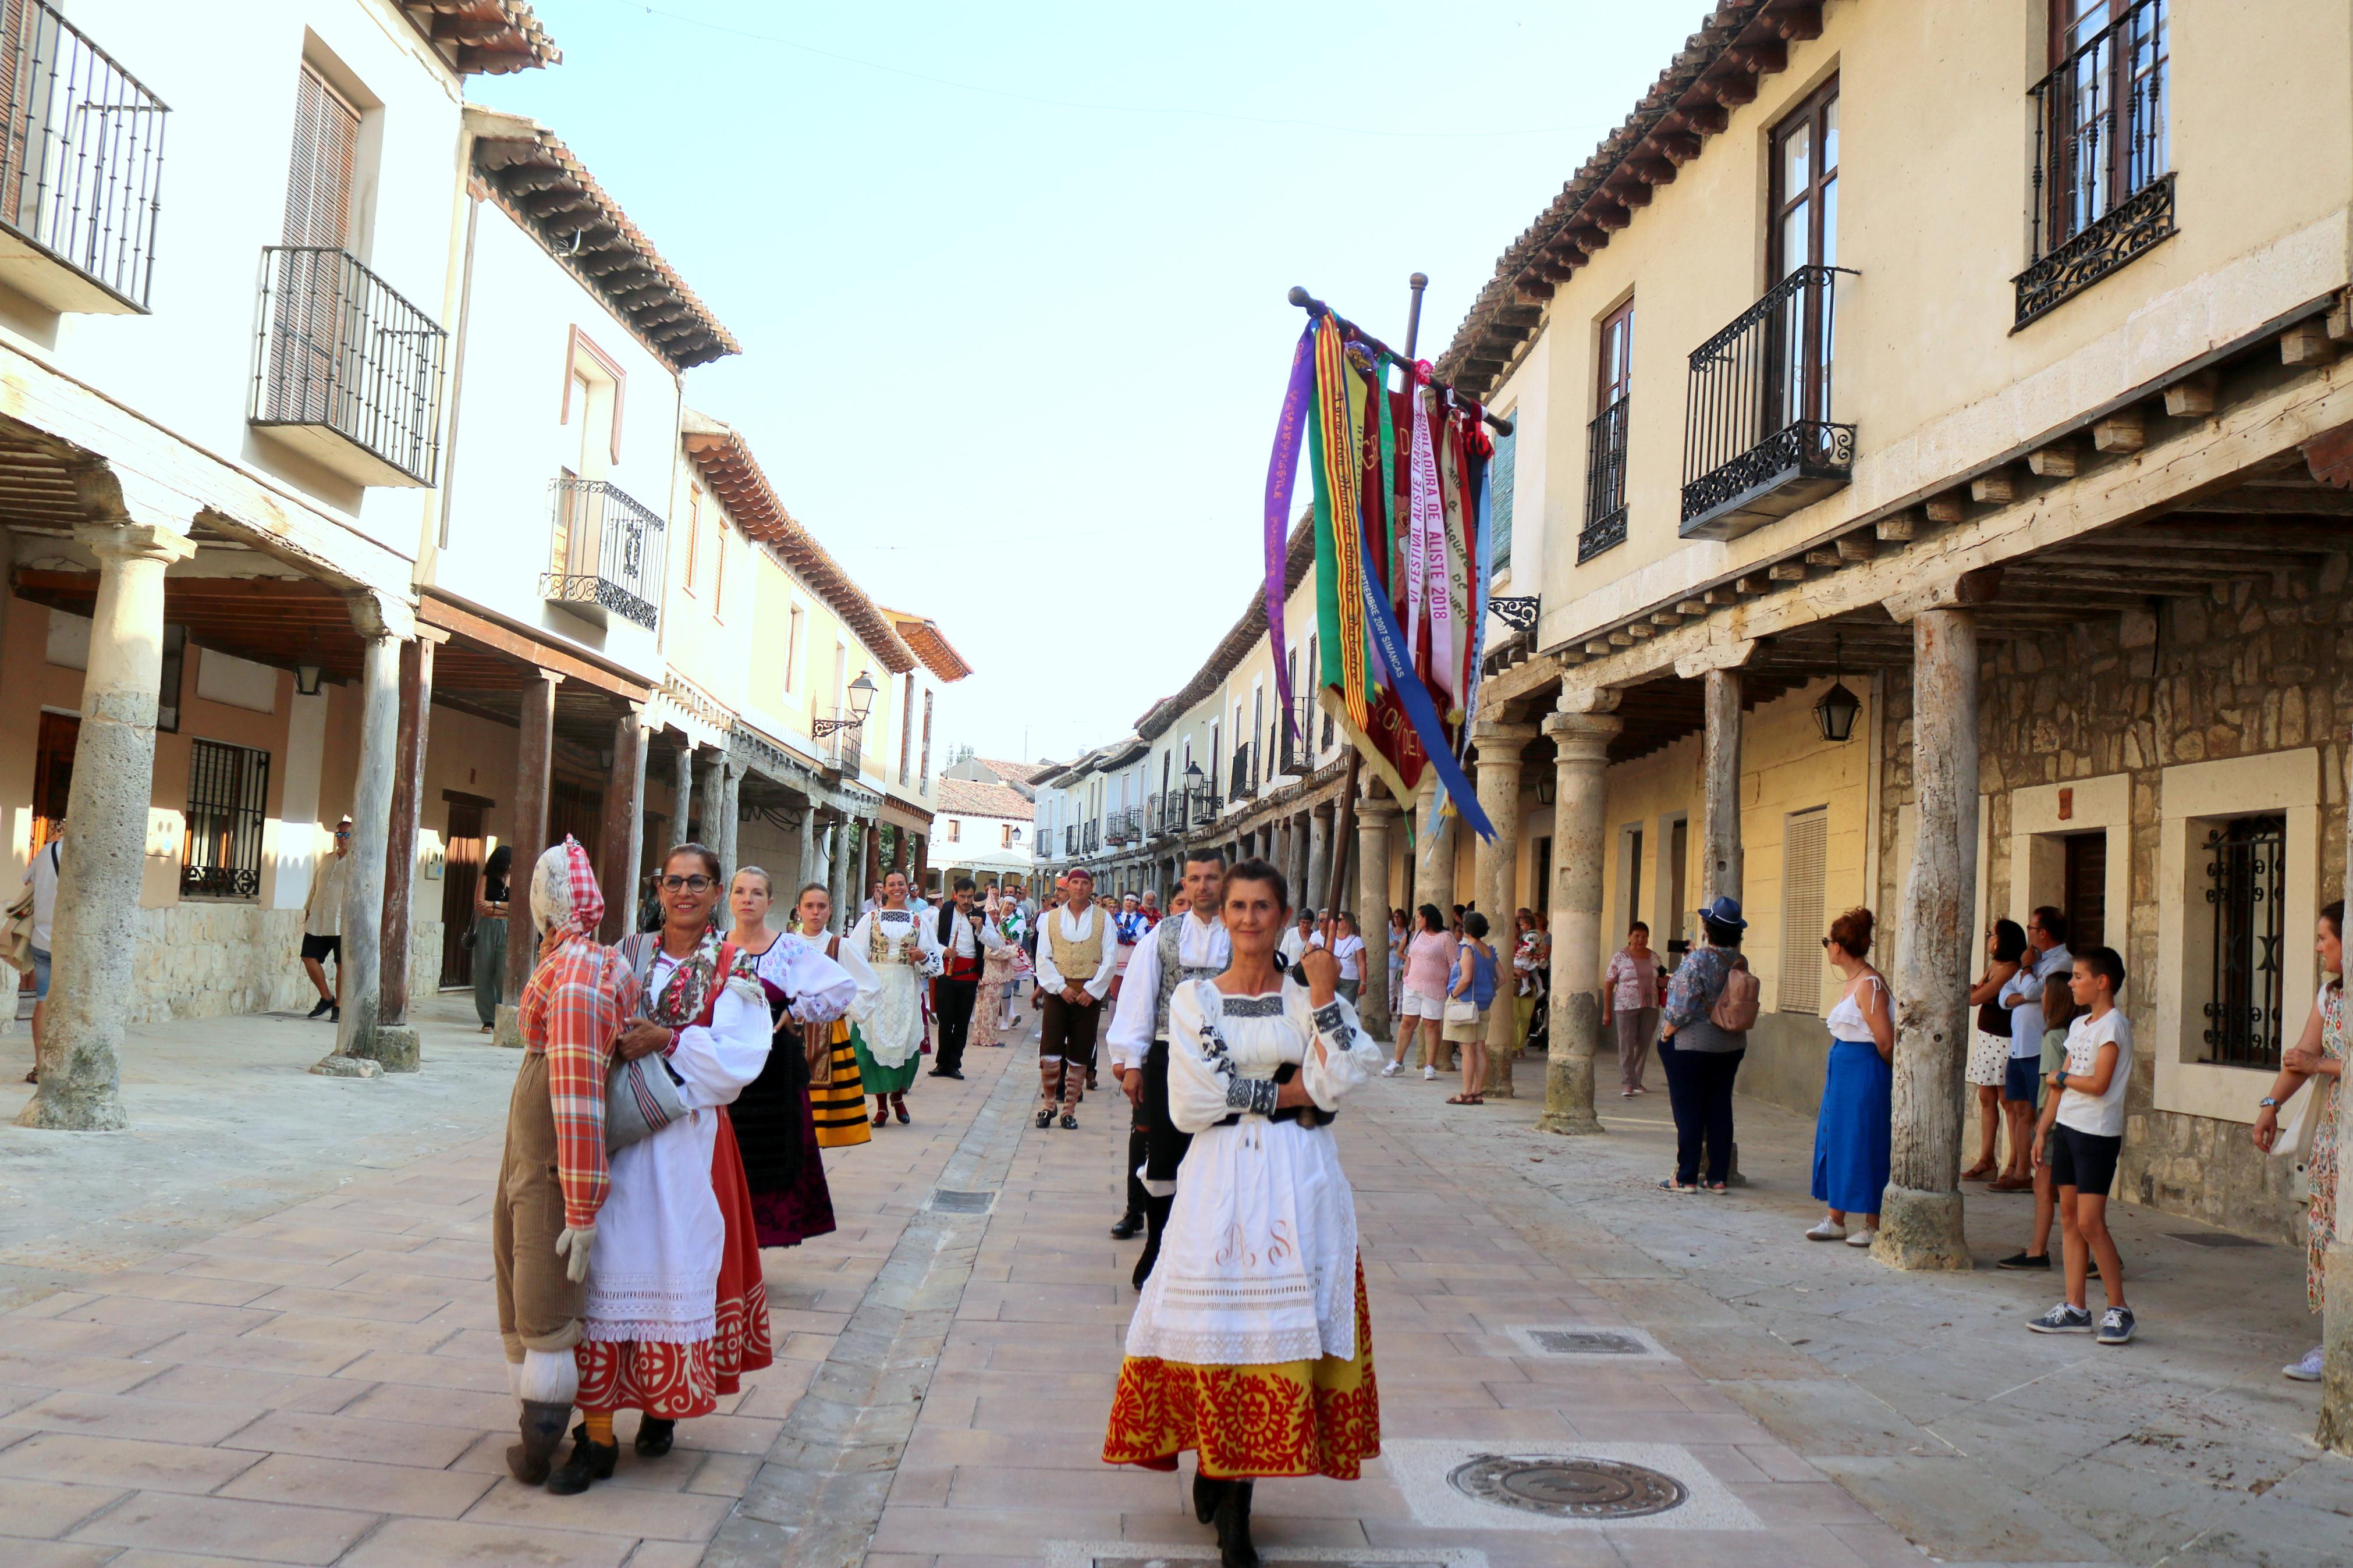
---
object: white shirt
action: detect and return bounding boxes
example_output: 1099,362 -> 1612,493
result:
1032,902 -> 1119,1004
1331,933 -> 1365,981
644,950 -> 770,1111
303,851 -> 350,938
936,904 -> 1007,967
1106,912 -> 1231,1069
746,933 -> 858,1025
24,839 -> 60,951
2058,1006 -> 2132,1138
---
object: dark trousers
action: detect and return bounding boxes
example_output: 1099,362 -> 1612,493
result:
1660,1039 -> 1745,1186
1038,993 -> 1102,1114
931,976 -> 977,1073
1134,1038 -> 1191,1287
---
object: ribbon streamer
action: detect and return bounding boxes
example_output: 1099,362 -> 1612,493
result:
1262,322 -> 1315,743
1355,505 -> 1494,842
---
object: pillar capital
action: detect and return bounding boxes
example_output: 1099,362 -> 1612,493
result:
1553,684 -> 1623,717
1673,638 -> 1758,680
1884,566 -> 2003,623
1356,795 -> 1402,822
73,521 -> 194,567
1543,710 -> 1623,759
1471,719 -> 1539,748
72,464 -> 200,535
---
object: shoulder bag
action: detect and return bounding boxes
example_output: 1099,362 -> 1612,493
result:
1708,957 -> 1761,1032
604,934 -> 728,1154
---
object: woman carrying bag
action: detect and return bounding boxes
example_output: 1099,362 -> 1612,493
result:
1443,912 -> 1499,1105
1656,897 -> 1755,1193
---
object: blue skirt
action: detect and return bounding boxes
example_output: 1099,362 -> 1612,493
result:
1811,1038 -> 1892,1215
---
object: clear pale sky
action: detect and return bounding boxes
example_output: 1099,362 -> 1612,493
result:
474,1 -> 1697,767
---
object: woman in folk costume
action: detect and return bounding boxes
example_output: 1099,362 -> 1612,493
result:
1103,858 -> 1385,1568
788,883 -> 876,1150
722,867 -> 858,1248
553,844 -> 771,1495
497,838 -> 643,1487
845,869 -> 942,1127
967,886 -> 1024,1049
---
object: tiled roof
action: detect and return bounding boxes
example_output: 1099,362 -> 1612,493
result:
938,778 -> 1034,820
977,757 -> 1050,785
881,608 -> 974,682
399,1 -> 559,76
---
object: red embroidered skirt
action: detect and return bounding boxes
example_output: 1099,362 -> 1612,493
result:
711,1109 -> 774,1394
1102,1260 -> 1380,1481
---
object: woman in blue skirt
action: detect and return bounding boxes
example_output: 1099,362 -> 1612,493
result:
1807,908 -> 1896,1248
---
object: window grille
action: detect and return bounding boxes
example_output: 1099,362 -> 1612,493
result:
2201,814 -> 2285,1069
182,738 -> 268,899
1779,806 -> 1829,1015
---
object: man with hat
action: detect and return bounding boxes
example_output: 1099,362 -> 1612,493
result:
1031,865 -> 1116,1129
299,816 -> 356,1022
1656,895 -> 1753,1193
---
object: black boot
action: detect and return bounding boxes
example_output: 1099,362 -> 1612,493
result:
1193,1467 -> 1223,1524
1110,1212 -> 1142,1240
1134,1194 -> 1173,1290
506,1399 -> 570,1484
634,1416 -> 675,1457
544,1423 -> 617,1495
1212,1478 -> 1257,1567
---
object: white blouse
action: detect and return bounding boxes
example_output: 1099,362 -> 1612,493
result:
791,927 -> 881,1022
746,933 -> 858,1025
645,951 -> 769,1112
1166,978 -> 1385,1133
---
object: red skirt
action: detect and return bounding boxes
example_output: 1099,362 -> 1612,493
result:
711,1109 -> 774,1395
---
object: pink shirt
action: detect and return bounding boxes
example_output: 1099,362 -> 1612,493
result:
1604,948 -> 1661,1011
1403,930 -> 1454,996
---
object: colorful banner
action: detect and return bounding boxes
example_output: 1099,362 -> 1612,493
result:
1355,500 -> 1494,842
1262,322 -> 1315,744
1311,315 -> 1372,727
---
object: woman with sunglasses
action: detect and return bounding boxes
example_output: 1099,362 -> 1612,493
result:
1807,909 -> 1895,1247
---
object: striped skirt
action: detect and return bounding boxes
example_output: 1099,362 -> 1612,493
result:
810,1020 -> 872,1149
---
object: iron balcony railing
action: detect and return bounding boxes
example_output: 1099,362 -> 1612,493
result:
1229,743 -> 1257,802
1680,263 -> 1855,540
822,708 -> 861,777
1188,785 -> 1221,827
1084,819 -> 1100,853
1143,792 -> 1163,837
253,246 -> 447,485
2017,0 -> 2171,328
1580,394 -> 1630,561
1106,806 -> 1141,845
1063,823 -> 1079,856
0,2 -> 166,310
542,477 -> 666,631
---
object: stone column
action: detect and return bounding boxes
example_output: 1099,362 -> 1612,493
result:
1414,770 -> 1457,919
319,625 -> 406,1075
1354,791 -> 1400,1043
1702,668 -> 1744,905
1304,805 -> 1332,923
693,746 -> 726,853
826,815 -> 854,934
18,520 -> 193,1132
597,703 -> 646,942
1475,721 -> 1539,1098
1539,702 -> 1621,1136
1879,584 -> 1990,1270
495,670 -> 560,1047
665,739 -> 692,858
2322,738 -> 2353,1452
375,631 -> 439,1058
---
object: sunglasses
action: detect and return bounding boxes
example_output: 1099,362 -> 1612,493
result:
661,874 -> 715,893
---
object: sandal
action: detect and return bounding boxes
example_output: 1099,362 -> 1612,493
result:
1445,1094 -> 1476,1105
1658,1178 -> 1699,1193
1960,1161 -> 1996,1182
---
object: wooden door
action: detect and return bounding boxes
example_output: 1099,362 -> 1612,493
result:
22,711 -> 74,997
441,799 -> 484,989
549,780 -> 603,872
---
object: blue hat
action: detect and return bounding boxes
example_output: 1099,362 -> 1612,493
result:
1698,895 -> 1747,930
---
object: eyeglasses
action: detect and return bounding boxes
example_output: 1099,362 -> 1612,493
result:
660,874 -> 715,893
333,829 -> 352,839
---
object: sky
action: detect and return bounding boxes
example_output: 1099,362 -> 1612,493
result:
473,1 -> 1701,767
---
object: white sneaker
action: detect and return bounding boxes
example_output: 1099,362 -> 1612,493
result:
2284,1346 -> 2324,1381
1805,1218 -> 1847,1242
1845,1228 -> 1878,1248
1380,1061 -> 1402,1078
1422,1065 -> 1437,1081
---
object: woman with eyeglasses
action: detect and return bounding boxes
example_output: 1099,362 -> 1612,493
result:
844,869 -> 943,1127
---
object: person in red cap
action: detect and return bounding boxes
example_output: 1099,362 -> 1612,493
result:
1034,866 -> 1116,1128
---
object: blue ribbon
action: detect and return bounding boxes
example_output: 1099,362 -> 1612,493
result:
1262,322 -> 1316,743
1356,508 -> 1495,842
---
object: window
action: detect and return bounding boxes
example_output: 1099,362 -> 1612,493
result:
711,517 -> 727,621
784,603 -> 805,696
944,819 -> 960,843
1779,806 -> 1829,1015
2018,0 -> 2172,326
683,485 -> 701,595
1532,835 -> 1552,915
1003,823 -> 1020,849
1769,81 -> 1840,432
182,739 -> 269,900
1582,297 -> 1634,561
157,624 -> 186,734
900,674 -> 915,785
2199,814 -> 2285,1070
1490,423 -> 1517,570
283,67 -> 359,252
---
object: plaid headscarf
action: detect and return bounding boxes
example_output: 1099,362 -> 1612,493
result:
530,836 -> 604,942
519,835 -> 630,1228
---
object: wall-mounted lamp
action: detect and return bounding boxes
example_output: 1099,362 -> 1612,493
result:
813,671 -> 879,737
295,663 -> 324,697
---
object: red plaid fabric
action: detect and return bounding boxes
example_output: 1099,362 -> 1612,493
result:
519,836 -> 633,1229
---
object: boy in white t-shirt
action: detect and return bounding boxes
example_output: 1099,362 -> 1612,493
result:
2028,945 -> 2135,1346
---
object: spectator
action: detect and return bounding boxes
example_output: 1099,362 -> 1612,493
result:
17,824 -> 62,1085
2028,945 -> 2135,1345
1962,920 -> 2028,1182
1996,909 -> 2073,1192
1387,907 -> 1410,1020
300,817 -> 354,1023
1139,889 -> 1162,929
471,844 -> 513,1033
2252,901 -> 2345,1382
2000,972 -> 2081,1273
1443,911 -> 1499,1104
1385,905 -> 1454,1080
1279,908 -> 1321,966
1806,909 -> 1895,1246
1602,920 -> 1662,1098
1514,909 -> 1551,1053
1329,912 -> 1366,1005
1658,897 -> 1751,1193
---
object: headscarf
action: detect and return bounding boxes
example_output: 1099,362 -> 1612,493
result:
530,836 -> 603,943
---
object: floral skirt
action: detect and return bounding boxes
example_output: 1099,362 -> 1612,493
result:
1103,1260 -> 1380,1481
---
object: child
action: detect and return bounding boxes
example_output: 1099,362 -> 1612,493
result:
1999,973 -> 2079,1271
2028,946 -> 2135,1345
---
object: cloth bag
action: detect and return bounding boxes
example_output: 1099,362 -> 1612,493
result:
2,883 -> 32,974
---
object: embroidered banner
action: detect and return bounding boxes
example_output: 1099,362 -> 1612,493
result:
1355,500 -> 1493,842
1312,316 -> 1372,727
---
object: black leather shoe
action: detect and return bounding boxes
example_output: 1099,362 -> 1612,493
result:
1110,1213 -> 1143,1240
634,1416 -> 675,1457
306,997 -> 333,1020
544,1423 -> 617,1495
1060,1113 -> 1078,1130
506,1399 -> 571,1484
1036,1108 -> 1055,1128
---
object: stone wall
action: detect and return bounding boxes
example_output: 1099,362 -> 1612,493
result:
120,905 -> 445,1028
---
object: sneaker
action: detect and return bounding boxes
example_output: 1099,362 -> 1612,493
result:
1421,1065 -> 1436,1081
2028,1302 -> 2094,1334
2284,1345 -> 2325,1382
1380,1062 -> 1402,1078
1845,1228 -> 1878,1247
306,997 -> 333,1020
2096,1307 -> 2136,1346
1805,1218 -> 1847,1242
1997,1250 -> 2052,1271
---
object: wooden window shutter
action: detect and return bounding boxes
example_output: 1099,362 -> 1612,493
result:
283,67 -> 359,250
1780,806 -> 1829,1015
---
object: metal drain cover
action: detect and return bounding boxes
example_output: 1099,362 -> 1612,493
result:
930,1189 -> 995,1213
1449,1454 -> 1688,1520
1527,1329 -> 1647,1356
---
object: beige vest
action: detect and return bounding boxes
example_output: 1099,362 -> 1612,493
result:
1047,905 -> 1107,981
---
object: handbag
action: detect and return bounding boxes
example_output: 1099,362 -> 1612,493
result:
1976,998 -> 2009,1037
2,882 -> 32,975
1443,995 -> 1479,1025
602,934 -> 738,1154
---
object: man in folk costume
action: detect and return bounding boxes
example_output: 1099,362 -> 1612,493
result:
1033,866 -> 1116,1129
928,876 -> 1002,1081
499,838 -> 633,1488
1106,849 -> 1230,1288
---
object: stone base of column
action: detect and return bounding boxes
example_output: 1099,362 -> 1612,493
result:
309,1054 -> 383,1079
13,1073 -> 129,1132
2315,1243 -> 2353,1452
353,1026 -> 421,1072
1536,1052 -> 1602,1136
1872,1183 -> 1972,1270
494,1003 -> 524,1050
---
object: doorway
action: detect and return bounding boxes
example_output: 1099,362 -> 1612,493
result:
441,795 -> 487,989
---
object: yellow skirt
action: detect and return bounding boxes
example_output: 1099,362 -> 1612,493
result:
1102,1260 -> 1380,1481
809,1021 -> 871,1149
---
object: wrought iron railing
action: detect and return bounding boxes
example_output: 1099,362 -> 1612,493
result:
252,246 -> 446,484
822,708 -> 861,777
542,477 -> 666,631
1143,793 -> 1163,836
2017,0 -> 2171,329
1580,395 -> 1630,561
1229,744 -> 1256,801
0,2 -> 166,309
1188,785 -> 1221,826
1064,823 -> 1079,856
1106,806 -> 1142,845
1681,263 -> 1855,532
2201,814 -> 2285,1071
1084,819 -> 1100,853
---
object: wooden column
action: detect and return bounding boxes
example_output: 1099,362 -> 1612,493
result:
497,670 -> 560,1043
1880,581 -> 1993,1270
1702,668 -> 1744,905
861,816 -> 879,901
1354,790 -> 1400,1042
2323,737 -> 2353,1451
378,634 -> 438,1029
1474,721 -> 1539,1097
597,703 -> 645,942
1539,702 -> 1621,1136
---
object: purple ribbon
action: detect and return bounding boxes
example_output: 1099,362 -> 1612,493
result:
1264,322 -> 1316,742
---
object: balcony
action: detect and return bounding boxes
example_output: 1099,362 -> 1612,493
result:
251,246 -> 446,488
1188,786 -> 1221,827
1064,824 -> 1079,856
0,3 -> 166,314
1105,807 -> 1138,847
819,710 -> 861,778
1228,743 -> 1257,802
1680,264 -> 1854,542
1580,395 -> 1630,561
2016,0 -> 2172,329
542,478 -> 666,631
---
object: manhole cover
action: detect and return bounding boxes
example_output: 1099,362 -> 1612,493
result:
1448,1454 -> 1687,1520
2168,1231 -> 2266,1248
1527,1329 -> 1646,1356
930,1189 -> 995,1213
